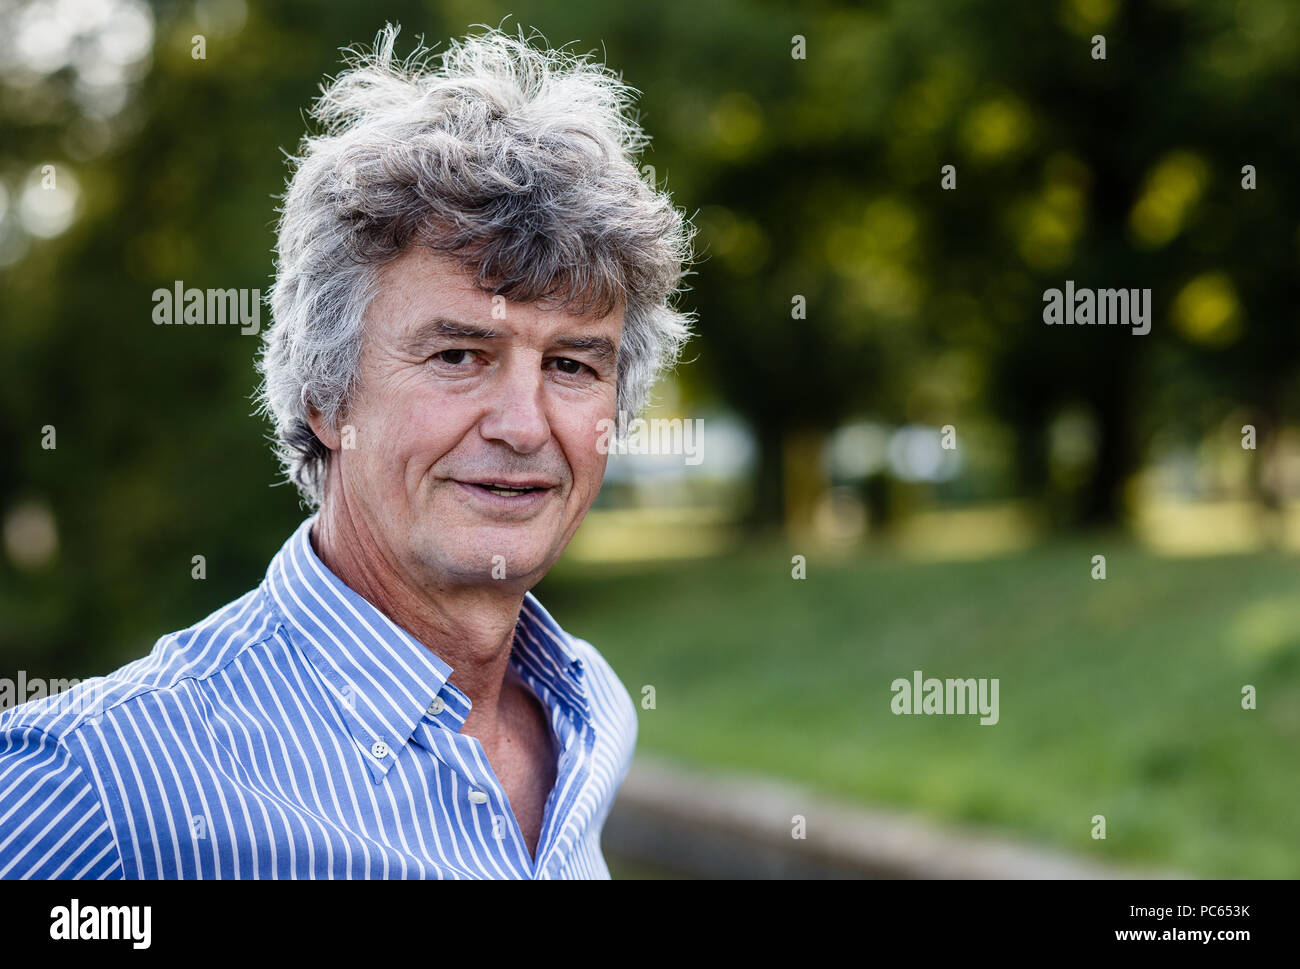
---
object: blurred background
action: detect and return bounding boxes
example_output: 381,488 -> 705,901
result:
2,0 -> 1298,878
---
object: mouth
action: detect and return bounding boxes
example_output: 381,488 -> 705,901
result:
473,483 -> 545,497
453,479 -> 557,507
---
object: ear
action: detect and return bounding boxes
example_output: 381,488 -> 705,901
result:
306,407 -> 341,451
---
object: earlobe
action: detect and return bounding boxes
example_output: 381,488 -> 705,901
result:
306,408 -> 341,451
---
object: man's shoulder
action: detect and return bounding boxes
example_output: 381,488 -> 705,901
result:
0,586 -> 281,743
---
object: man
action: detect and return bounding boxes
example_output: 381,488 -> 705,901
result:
0,24 -> 695,879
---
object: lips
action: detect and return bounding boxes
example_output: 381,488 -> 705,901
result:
453,478 -> 558,505
476,483 -> 543,497
460,477 -> 555,492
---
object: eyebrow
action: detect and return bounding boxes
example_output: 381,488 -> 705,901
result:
405,318 -> 500,351
551,335 -> 617,363
405,317 -> 618,363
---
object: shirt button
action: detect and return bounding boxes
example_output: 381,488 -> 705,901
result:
468,790 -> 488,804
370,741 -> 389,760
426,696 -> 445,716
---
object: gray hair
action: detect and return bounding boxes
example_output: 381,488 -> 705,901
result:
256,23 -> 697,506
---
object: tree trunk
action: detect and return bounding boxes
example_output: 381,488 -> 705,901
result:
1078,359 -> 1137,527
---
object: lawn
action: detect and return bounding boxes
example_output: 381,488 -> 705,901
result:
537,535 -> 1300,878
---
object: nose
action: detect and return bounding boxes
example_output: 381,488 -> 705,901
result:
478,353 -> 551,454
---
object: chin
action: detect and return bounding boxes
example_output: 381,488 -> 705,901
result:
427,539 -> 555,585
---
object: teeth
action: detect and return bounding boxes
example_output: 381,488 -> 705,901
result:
483,484 -> 533,496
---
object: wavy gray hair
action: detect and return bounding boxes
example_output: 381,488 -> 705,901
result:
256,23 -> 697,506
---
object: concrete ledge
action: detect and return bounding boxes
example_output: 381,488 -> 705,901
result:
604,754 -> 1190,879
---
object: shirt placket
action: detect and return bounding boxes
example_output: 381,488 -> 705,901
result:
409,680 -> 533,878
529,681 -> 596,879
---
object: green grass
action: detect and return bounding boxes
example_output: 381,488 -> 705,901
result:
538,537 -> 1300,878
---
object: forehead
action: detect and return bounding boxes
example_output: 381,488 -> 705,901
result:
369,245 -> 624,344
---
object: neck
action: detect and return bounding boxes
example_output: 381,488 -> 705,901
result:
310,488 -> 525,746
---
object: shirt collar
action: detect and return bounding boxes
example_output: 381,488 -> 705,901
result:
261,516 -> 590,782
513,593 -> 591,725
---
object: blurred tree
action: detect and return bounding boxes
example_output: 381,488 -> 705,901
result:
3,0 -> 1300,672
0,0 -> 431,671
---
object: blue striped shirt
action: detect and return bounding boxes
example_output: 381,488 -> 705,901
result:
0,516 -> 637,879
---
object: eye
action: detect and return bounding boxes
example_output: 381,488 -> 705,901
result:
550,357 -> 591,376
435,349 -> 475,365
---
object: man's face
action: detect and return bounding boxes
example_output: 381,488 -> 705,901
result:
321,246 -> 620,588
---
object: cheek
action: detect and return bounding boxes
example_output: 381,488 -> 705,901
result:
394,386 -> 468,460
345,383 -> 450,496
554,406 -> 613,492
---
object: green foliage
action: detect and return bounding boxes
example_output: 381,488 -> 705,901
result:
540,538 -> 1300,878
2,0 -> 1299,696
